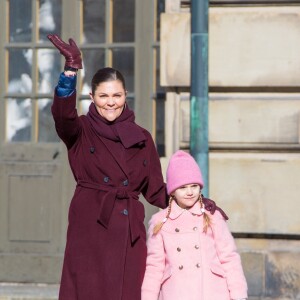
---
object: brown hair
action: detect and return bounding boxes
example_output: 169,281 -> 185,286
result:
153,193 -> 211,235
91,67 -> 126,96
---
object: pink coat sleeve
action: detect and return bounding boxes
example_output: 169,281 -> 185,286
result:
211,212 -> 248,299
142,215 -> 165,300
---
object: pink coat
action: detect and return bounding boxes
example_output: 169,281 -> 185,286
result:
142,201 -> 248,300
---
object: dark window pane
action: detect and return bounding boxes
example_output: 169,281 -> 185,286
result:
112,48 -> 134,93
38,0 -> 62,42
7,98 -> 32,142
155,48 -> 165,94
81,49 -> 106,95
156,0 -> 165,41
38,99 -> 60,142
37,49 -> 61,93
113,0 -> 135,42
83,0 -> 106,43
80,100 -> 93,115
9,0 -> 32,42
126,96 -> 135,111
8,49 -> 32,94
155,96 -> 165,157
155,50 -> 166,156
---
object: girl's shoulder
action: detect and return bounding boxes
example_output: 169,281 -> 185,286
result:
148,207 -> 169,226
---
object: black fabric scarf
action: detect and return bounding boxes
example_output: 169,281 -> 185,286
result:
86,102 -> 146,148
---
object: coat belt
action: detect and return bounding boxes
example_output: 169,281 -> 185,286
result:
77,180 -> 141,244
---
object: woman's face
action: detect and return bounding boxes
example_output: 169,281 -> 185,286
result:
172,184 -> 201,209
89,80 -> 126,122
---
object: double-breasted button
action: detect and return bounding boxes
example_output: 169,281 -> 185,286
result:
179,265 -> 183,270
175,228 -> 180,232
122,209 -> 128,215
143,159 -> 147,166
193,227 -> 198,231
195,245 -> 200,249
196,263 -> 201,268
123,179 -> 129,186
90,147 -> 95,153
177,247 -> 181,252
103,176 -> 109,183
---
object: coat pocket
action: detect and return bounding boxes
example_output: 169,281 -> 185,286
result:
210,263 -> 226,278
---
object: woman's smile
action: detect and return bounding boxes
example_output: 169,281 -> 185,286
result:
90,80 -> 126,122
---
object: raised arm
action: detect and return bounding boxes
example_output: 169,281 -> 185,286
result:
48,34 -> 83,149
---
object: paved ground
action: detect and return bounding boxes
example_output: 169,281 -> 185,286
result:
0,283 -> 59,300
0,283 -> 290,300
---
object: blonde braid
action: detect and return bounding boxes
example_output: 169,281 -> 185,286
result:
153,196 -> 174,235
199,193 -> 211,233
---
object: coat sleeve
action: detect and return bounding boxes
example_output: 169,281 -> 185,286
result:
142,215 -> 165,300
142,133 -> 168,209
211,212 -> 248,299
51,91 -> 82,149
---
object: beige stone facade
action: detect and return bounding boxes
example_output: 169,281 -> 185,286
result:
161,3 -> 300,299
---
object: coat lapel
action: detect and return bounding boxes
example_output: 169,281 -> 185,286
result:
98,135 -> 129,177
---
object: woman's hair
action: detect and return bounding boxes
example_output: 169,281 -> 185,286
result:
91,67 -> 126,95
153,193 -> 211,235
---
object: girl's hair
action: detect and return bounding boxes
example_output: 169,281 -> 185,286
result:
153,193 -> 211,235
91,67 -> 126,95
153,196 -> 174,235
199,193 -> 211,233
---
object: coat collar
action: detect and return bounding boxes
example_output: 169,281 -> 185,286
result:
89,125 -> 145,178
169,200 -> 204,220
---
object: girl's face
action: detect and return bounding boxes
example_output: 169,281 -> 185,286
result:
89,80 -> 126,122
172,184 -> 201,209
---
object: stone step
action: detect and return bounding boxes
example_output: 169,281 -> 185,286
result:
0,283 -> 59,300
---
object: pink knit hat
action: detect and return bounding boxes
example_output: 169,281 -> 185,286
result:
166,150 -> 204,195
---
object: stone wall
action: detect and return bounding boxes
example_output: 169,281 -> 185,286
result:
160,3 -> 300,299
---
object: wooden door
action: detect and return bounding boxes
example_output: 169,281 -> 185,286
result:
0,0 -> 72,283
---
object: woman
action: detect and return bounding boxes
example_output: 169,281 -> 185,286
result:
48,34 -> 217,300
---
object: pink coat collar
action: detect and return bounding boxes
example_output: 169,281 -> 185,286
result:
169,200 -> 204,220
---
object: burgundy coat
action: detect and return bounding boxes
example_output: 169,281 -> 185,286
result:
52,92 -> 167,300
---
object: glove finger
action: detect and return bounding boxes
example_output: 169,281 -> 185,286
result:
47,34 -> 54,41
69,38 -> 79,49
48,34 -> 68,52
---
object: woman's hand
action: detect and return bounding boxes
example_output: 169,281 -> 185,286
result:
47,34 -> 82,69
202,196 -> 217,214
202,196 -> 229,220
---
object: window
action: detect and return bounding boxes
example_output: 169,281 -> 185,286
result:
3,0 -> 161,146
154,0 -> 166,156
6,0 -> 61,142
80,0 -> 135,114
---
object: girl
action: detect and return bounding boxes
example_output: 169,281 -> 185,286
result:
142,150 -> 248,300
